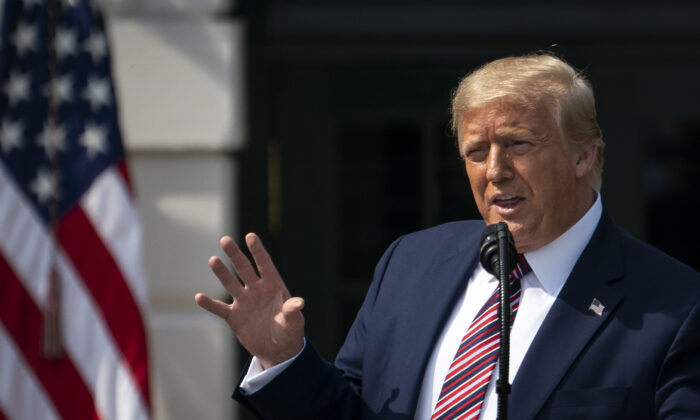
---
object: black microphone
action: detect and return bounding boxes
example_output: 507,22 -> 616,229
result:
479,222 -> 517,420
480,222 -> 517,278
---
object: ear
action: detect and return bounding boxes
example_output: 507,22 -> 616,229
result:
573,143 -> 597,180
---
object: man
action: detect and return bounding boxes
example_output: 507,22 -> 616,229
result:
195,54 -> 700,419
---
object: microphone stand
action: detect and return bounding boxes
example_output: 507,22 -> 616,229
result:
479,222 -> 517,420
496,227 -> 512,420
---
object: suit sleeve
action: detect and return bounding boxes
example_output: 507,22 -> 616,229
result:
655,298 -> 700,419
231,236 -> 405,419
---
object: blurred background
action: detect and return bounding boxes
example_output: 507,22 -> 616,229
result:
2,0 -> 699,419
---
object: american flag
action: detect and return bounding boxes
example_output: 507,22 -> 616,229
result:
0,0 -> 151,419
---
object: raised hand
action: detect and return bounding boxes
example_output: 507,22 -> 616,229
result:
195,233 -> 305,369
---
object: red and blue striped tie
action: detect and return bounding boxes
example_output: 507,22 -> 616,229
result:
431,255 -> 531,420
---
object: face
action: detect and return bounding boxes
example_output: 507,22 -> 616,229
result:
459,100 -> 596,253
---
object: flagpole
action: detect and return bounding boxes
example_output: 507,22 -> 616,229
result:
41,0 -> 63,361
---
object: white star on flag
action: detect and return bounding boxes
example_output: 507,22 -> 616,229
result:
84,32 -> 107,62
55,27 -> 78,60
12,21 -> 37,55
36,123 -> 66,158
44,75 -> 73,104
80,123 -> 109,158
0,119 -> 23,154
3,71 -> 31,105
83,77 -> 111,110
29,167 -> 60,204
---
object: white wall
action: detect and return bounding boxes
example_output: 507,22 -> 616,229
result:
104,1 -> 245,419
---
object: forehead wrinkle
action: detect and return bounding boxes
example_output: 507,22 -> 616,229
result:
493,125 -> 535,138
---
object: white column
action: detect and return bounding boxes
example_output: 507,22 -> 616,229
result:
106,1 -> 245,418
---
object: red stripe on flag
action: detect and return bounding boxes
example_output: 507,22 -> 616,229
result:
0,253 -> 99,420
57,205 -> 151,407
116,159 -> 134,195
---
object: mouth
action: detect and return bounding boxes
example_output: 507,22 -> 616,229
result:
490,194 -> 525,214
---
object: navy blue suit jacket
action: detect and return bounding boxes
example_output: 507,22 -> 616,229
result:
234,213 -> 700,419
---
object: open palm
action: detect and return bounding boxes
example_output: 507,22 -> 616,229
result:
195,233 -> 305,369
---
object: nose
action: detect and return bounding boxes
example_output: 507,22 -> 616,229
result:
485,145 -> 513,183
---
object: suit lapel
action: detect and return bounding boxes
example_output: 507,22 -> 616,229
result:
509,213 -> 626,419
399,227 -> 483,414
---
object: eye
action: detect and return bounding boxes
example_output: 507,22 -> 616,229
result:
510,140 -> 532,154
465,147 -> 489,162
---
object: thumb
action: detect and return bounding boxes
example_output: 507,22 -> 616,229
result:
282,297 -> 305,314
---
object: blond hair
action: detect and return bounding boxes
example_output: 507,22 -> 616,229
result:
451,53 -> 605,189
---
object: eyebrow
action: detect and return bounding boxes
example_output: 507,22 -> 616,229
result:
462,126 -> 537,145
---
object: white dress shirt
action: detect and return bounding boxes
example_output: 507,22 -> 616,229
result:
242,194 -> 603,420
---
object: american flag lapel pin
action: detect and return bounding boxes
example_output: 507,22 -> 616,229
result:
588,298 -> 605,316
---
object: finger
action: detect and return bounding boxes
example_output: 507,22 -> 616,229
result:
194,293 -> 232,320
281,297 -> 305,330
219,236 -> 259,285
245,233 -> 281,279
282,297 -> 305,314
208,256 -> 244,296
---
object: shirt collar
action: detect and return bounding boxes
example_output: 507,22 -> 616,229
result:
523,191 -> 603,296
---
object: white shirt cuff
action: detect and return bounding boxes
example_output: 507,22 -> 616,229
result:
239,339 -> 307,395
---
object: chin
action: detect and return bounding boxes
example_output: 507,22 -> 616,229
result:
502,221 -> 523,236
506,224 -> 530,252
